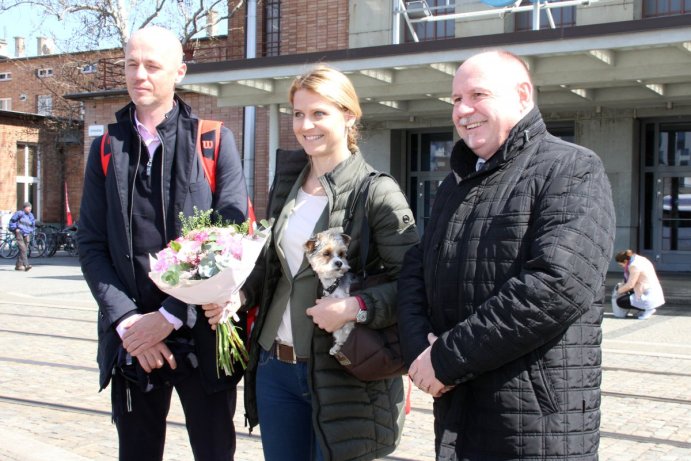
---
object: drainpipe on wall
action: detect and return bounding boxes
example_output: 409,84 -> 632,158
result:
243,0 -> 257,199
392,0 -> 401,44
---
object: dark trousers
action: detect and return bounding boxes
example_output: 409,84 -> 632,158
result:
15,231 -> 29,268
111,371 -> 237,461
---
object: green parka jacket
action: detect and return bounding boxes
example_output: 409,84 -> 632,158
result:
243,149 -> 419,461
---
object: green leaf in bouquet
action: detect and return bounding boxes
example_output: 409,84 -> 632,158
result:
162,268 -> 180,285
170,240 -> 181,252
179,207 -> 232,236
206,241 -> 224,253
198,253 -> 221,279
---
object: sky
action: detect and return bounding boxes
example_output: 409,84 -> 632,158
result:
0,6 -> 96,57
0,2 -> 226,58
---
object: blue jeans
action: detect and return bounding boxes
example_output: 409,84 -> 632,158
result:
256,347 -> 324,461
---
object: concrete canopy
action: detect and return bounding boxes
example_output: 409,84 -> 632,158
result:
181,15 -> 691,123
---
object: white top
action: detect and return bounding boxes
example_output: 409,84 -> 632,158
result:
276,187 -> 328,345
626,254 -> 665,310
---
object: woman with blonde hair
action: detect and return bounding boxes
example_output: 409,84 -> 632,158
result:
614,249 -> 665,319
206,64 -> 418,460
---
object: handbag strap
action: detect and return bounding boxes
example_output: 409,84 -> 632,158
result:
343,171 -> 391,280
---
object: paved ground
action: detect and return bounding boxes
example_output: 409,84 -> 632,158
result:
0,255 -> 689,460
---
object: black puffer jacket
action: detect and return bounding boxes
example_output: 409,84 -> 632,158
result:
398,108 -> 615,460
244,149 -> 419,461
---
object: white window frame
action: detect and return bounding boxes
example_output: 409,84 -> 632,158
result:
37,95 -> 52,115
0,98 -> 11,110
37,68 -> 54,78
0,72 -> 11,81
81,63 -> 97,74
16,144 -> 41,221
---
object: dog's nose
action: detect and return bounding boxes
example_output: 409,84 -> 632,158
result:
334,260 -> 342,268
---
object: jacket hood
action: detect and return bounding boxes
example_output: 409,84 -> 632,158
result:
450,106 -> 546,178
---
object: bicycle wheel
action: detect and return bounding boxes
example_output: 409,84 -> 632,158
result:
30,235 -> 47,258
45,232 -> 59,257
65,237 -> 79,256
0,238 -> 18,259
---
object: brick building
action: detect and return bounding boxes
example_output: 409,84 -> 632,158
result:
0,36 -> 119,225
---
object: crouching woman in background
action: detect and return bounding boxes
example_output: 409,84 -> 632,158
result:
614,249 -> 665,320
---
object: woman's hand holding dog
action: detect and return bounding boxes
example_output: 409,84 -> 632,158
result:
306,297 -> 359,332
201,290 -> 245,330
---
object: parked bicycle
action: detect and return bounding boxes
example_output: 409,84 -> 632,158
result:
0,229 -> 47,258
0,231 -> 18,259
43,225 -> 78,257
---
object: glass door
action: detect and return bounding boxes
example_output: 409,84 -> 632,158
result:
641,121 -> 691,270
407,131 -> 454,234
660,175 -> 691,252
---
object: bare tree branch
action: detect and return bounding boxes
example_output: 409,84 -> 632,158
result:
1,0 -> 238,51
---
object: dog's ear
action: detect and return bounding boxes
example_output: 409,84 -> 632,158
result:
304,235 -> 319,254
341,233 -> 351,247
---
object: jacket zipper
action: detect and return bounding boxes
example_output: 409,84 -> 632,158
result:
158,132 -> 167,240
128,116 -> 141,280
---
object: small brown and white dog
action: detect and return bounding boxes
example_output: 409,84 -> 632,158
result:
304,228 -> 354,356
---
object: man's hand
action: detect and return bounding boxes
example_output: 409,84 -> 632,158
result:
122,311 -> 174,356
133,341 -> 177,373
306,297 -> 359,333
408,333 -> 452,398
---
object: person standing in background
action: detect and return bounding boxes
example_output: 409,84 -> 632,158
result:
8,201 -> 35,271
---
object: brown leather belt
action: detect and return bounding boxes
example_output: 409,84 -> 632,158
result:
272,342 -> 308,364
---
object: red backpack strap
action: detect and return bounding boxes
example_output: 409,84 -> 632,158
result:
196,119 -> 223,194
100,130 -> 111,177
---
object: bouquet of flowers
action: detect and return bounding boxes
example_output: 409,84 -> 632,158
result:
148,208 -> 271,377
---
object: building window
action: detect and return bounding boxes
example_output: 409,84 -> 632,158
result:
37,68 -> 54,78
404,0 -> 455,43
643,0 -> 691,17
37,95 -> 52,115
81,63 -> 98,74
0,98 -> 11,110
0,72 -> 11,81
515,0 -> 576,31
16,144 -> 40,215
263,0 -> 280,56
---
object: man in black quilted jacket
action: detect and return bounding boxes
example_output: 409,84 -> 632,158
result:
398,50 -> 615,460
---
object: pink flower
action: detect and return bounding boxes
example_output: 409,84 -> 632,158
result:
192,230 -> 209,242
153,247 -> 178,272
177,239 -> 202,263
217,233 -> 243,260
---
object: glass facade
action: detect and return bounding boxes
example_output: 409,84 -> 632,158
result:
405,0 -> 455,42
515,0 -> 575,31
643,0 -> 691,17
